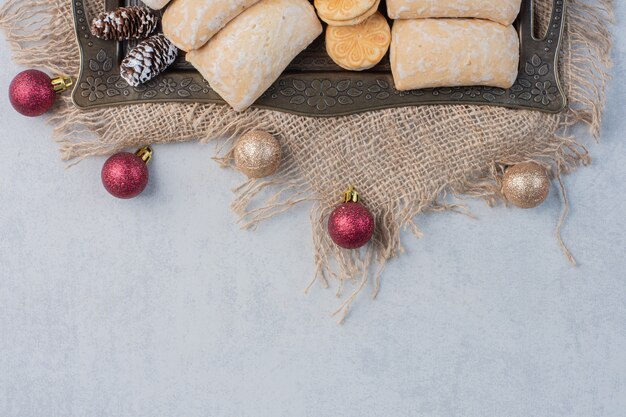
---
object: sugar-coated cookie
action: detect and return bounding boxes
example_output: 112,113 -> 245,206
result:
387,0 -> 522,26
325,11 -> 390,71
140,0 -> 171,10
186,0 -> 322,112
390,19 -> 519,90
163,0 -> 261,51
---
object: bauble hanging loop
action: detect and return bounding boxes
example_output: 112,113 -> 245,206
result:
234,130 -> 282,179
101,146 -> 152,199
9,70 -> 72,117
502,162 -> 550,208
328,186 -> 375,249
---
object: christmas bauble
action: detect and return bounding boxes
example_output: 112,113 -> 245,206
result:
502,162 -> 550,208
328,187 -> 375,249
9,70 -> 72,117
101,147 -> 152,199
9,70 -> 56,117
234,130 -> 282,178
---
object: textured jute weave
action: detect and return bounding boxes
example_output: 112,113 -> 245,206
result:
0,0 -> 613,320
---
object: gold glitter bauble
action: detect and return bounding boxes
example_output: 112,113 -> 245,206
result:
502,162 -> 550,208
234,131 -> 282,179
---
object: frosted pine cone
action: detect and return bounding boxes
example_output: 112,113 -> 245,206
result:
91,7 -> 158,41
120,34 -> 178,87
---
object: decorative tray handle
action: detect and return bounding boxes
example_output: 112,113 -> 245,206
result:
515,0 -> 567,111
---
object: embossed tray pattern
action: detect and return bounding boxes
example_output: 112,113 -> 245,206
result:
72,0 -> 567,116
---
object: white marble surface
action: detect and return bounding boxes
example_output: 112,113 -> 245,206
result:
1,3 -> 625,417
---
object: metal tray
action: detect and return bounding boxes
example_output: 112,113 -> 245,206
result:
71,0 -> 567,116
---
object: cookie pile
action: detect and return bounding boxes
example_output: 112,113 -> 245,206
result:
314,0 -> 390,71
387,0 -> 522,91
166,0 -> 322,111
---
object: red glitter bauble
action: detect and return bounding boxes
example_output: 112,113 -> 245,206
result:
328,202 -> 375,249
101,152 -> 149,199
9,70 -> 56,117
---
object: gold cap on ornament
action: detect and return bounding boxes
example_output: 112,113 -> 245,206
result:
51,76 -> 73,94
135,146 -> 153,164
343,185 -> 360,203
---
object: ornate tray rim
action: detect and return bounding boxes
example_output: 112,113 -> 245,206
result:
71,0 -> 567,117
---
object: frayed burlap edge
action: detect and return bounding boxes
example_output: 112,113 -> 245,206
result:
0,0 -> 613,322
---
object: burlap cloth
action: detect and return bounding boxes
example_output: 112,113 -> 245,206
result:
0,0 -> 613,320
